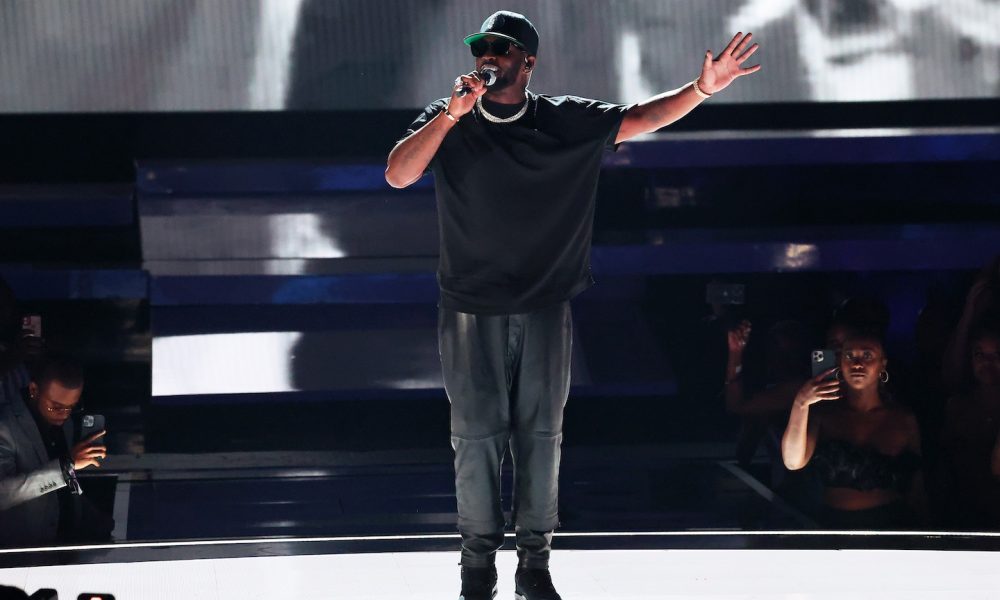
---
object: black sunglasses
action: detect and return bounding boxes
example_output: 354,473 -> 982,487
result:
470,38 -> 522,58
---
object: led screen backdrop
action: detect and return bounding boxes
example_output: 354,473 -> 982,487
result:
0,0 -> 997,113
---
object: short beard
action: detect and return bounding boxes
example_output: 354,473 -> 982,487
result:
485,73 -> 514,93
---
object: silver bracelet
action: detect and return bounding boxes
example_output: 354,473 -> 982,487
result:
443,108 -> 458,122
692,79 -> 712,100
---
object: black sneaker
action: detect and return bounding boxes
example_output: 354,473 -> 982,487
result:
514,567 -> 562,600
460,565 -> 498,600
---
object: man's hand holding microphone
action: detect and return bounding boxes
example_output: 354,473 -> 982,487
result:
445,66 -> 497,120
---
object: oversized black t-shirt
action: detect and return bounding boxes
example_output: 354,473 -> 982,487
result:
403,93 -> 629,315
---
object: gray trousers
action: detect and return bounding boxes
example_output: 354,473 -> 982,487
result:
439,301 -> 572,569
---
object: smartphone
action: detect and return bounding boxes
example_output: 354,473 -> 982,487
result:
811,349 -> 838,381
78,414 -> 106,445
21,315 -> 42,338
706,283 -> 745,305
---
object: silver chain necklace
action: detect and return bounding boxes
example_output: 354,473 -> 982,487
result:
476,92 -> 530,124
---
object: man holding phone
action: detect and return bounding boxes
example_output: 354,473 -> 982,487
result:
0,356 -> 110,546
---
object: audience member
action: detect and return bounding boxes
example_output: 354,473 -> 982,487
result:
781,329 -> 926,529
943,256 -> 1000,392
937,322 -> 1000,529
0,276 -> 47,410
724,297 -> 891,448
911,283 -> 963,451
724,320 -> 802,443
724,319 -> 817,507
0,356 -> 111,547
725,320 -> 811,415
826,296 -> 890,352
0,278 -> 29,402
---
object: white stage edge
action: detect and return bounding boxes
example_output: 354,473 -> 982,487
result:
2,548 -> 1000,599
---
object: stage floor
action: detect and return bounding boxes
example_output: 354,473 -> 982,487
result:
3,543 -> 1000,599
4,451 -> 1000,597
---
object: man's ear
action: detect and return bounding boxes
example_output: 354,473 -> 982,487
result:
524,56 -> 535,71
28,381 -> 38,400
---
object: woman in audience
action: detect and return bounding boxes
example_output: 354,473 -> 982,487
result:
724,319 -> 818,505
781,328 -> 926,529
938,322 -> 1000,529
725,320 -> 808,415
943,256 -> 1000,392
725,297 -> 892,418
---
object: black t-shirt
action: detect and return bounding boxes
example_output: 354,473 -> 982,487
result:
403,93 -> 629,315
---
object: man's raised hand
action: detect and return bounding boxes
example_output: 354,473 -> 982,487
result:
699,32 -> 761,95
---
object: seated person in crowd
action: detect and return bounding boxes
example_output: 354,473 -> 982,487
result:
0,356 -> 110,547
825,296 -> 890,352
943,255 -> 1000,392
781,329 -> 926,529
725,298 -> 891,455
938,322 -> 1000,529
0,277 -> 30,405
725,297 -> 892,417
724,320 -> 814,503
725,320 -> 808,417
724,319 -> 805,452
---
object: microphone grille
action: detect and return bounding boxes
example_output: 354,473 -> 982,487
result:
481,69 -> 497,87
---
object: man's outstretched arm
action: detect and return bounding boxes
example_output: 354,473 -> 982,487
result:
616,32 -> 761,144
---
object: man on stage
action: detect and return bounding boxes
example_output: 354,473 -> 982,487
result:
386,10 -> 760,600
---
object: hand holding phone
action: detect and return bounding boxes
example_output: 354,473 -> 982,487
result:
71,431 -> 107,470
73,414 -> 107,470
796,354 -> 842,409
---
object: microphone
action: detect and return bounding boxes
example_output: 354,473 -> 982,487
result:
456,67 -> 497,97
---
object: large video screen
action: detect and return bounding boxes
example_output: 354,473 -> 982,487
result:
0,0 -> 997,113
